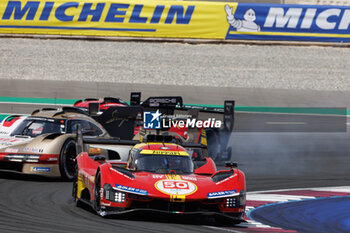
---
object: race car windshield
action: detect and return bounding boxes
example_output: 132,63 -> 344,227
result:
11,119 -> 63,137
134,154 -> 194,174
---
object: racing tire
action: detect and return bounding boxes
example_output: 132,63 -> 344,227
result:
59,138 -> 77,181
93,171 -> 104,216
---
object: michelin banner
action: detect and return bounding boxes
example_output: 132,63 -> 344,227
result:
0,0 -> 349,42
226,3 -> 350,42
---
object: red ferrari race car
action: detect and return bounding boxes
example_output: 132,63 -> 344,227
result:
73,134 -> 246,224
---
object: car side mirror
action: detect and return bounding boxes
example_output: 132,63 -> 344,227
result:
225,162 -> 237,169
94,155 -> 106,162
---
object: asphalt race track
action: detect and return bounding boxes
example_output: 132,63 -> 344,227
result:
0,79 -> 350,232
0,172 -> 226,233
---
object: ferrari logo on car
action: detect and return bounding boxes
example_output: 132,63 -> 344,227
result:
140,149 -> 189,156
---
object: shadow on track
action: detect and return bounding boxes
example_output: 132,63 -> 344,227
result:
0,170 -> 63,182
73,199 -> 246,228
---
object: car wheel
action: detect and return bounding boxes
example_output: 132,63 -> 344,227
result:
59,138 -> 77,181
93,172 -> 103,216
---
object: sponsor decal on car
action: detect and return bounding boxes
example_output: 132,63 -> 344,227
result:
4,148 -> 18,153
30,167 -> 51,172
215,173 -> 237,185
152,174 -> 165,179
207,189 -> 238,199
181,176 -> 197,181
0,142 -> 16,148
140,149 -> 189,156
88,147 -> 101,155
155,179 -> 197,196
0,138 -> 19,143
114,183 -> 148,195
24,148 -> 44,153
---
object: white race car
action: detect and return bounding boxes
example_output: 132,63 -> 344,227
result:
0,115 -> 27,136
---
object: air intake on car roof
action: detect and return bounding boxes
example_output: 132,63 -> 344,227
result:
211,170 -> 234,183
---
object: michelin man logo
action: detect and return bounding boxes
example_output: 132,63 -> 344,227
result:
225,5 -> 260,32
143,110 -> 161,129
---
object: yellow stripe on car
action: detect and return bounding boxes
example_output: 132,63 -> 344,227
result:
141,150 -> 189,156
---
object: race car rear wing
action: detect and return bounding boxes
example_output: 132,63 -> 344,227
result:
81,137 -> 206,149
76,130 -> 206,155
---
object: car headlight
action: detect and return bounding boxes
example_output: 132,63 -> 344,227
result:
104,184 -> 126,203
5,154 -> 41,162
226,191 -> 246,208
114,192 -> 126,203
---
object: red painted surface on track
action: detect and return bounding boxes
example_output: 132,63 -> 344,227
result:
246,200 -> 274,207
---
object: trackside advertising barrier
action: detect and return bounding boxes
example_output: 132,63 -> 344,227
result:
0,0 -> 349,42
